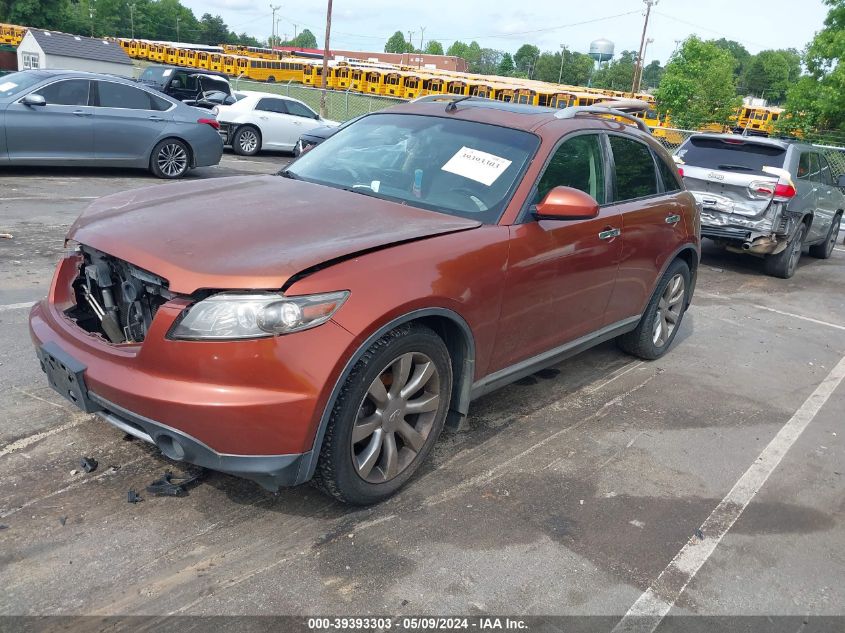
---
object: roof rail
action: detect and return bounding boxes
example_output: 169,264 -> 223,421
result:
555,103 -> 650,134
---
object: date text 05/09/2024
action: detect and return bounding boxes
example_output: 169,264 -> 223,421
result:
307,617 -> 529,631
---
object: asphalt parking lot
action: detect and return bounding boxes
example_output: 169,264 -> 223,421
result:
1,156 -> 844,625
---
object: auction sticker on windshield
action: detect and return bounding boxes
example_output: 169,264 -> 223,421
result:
0,82 -> 17,92
441,147 -> 512,186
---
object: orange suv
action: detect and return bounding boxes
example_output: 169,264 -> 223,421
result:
30,98 -> 700,504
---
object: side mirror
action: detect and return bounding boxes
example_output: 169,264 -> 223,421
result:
837,174 -> 845,188
22,94 -> 46,107
533,186 -> 600,221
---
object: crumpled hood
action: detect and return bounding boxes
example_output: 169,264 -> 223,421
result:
68,175 -> 481,294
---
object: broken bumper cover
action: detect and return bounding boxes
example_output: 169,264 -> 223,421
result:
91,394 -> 310,491
700,210 -> 789,255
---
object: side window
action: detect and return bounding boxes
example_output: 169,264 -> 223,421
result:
534,134 -> 606,204
818,155 -> 834,186
808,153 -> 821,182
32,79 -> 90,106
608,135 -> 659,202
149,93 -> 173,112
255,98 -> 288,114
797,152 -> 812,180
285,100 -> 318,119
97,81 -> 154,110
654,150 -> 682,192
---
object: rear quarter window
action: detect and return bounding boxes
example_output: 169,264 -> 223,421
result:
676,137 -> 786,176
609,135 -> 659,202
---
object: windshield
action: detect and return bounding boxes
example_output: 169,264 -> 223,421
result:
285,113 -> 539,223
0,72 -> 45,98
676,137 -> 786,176
139,67 -> 175,86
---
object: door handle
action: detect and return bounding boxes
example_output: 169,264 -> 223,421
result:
259,116 -> 269,120
598,228 -> 621,240
148,116 -> 164,122
72,110 -> 92,117
665,214 -> 681,225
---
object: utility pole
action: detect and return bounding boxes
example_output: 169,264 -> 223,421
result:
88,0 -> 94,37
558,44 -> 567,85
293,24 -> 298,42
319,0 -> 333,118
636,38 -> 654,90
419,26 -> 426,68
276,18 -> 282,44
128,3 -> 136,39
176,16 -> 181,42
270,4 -> 281,46
632,0 -> 657,95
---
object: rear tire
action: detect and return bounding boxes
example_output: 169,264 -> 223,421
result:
150,139 -> 190,179
233,126 -> 261,156
617,258 -> 690,360
765,223 -> 806,278
313,324 -> 452,505
809,214 -> 841,259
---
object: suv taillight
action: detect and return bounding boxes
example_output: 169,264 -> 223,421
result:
198,117 -> 220,130
773,183 -> 796,200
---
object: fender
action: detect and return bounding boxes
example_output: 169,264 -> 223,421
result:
296,307 -> 476,484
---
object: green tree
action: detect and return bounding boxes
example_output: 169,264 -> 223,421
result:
384,30 -> 407,54
424,40 -> 444,55
641,60 -> 664,89
562,51 -> 595,86
781,0 -> 845,134
711,38 -> 751,80
513,43 -> 540,75
294,28 -> 318,49
742,49 -> 801,102
199,13 -> 229,45
591,50 -> 637,91
446,40 -> 468,58
533,52 -> 562,83
654,36 -> 740,129
472,47 -> 502,75
497,52 -> 515,76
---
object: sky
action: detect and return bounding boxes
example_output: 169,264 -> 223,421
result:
181,0 -> 831,64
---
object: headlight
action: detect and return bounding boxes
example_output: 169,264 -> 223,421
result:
169,291 -> 349,340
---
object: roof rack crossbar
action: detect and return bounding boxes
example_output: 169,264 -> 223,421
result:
555,105 -> 650,133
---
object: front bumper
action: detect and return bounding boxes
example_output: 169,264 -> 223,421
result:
29,255 -> 357,488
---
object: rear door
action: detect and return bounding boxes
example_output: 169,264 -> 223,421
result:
91,80 -> 174,163
5,79 -> 94,161
797,151 -> 824,241
253,97 -> 299,149
603,135 -> 687,324
811,153 -> 839,240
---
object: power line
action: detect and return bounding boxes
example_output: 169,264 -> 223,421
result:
652,10 -> 770,50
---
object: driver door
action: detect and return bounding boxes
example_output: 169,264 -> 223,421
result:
490,133 -> 623,372
5,79 -> 94,161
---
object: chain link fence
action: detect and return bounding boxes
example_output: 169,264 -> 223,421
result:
233,79 -> 407,122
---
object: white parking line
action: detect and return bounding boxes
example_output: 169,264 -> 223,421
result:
0,196 -> 98,202
698,292 -> 845,332
612,353 -> 845,633
0,301 -> 35,313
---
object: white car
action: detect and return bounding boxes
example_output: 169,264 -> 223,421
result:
214,91 -> 338,156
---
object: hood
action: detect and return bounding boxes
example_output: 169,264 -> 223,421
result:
68,176 -> 481,294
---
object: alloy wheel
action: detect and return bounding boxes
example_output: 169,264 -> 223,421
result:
239,129 -> 258,154
787,229 -> 804,276
653,273 -> 685,347
351,352 -> 441,483
826,218 -> 841,257
157,143 -> 187,177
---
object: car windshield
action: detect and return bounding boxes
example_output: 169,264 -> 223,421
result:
139,67 -> 175,86
0,72 -> 45,98
285,113 -> 539,223
676,137 -> 786,176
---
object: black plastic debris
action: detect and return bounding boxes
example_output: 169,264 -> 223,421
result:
127,489 -> 143,504
59,516 -> 67,526
695,528 -> 705,540
145,470 -> 204,498
80,457 -> 98,473
0,524 -> 8,530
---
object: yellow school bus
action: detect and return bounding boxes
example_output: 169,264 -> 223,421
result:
736,105 -> 783,136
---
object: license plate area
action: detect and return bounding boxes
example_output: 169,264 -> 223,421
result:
36,342 -> 102,413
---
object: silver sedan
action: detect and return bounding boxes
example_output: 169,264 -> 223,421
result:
0,69 -> 223,178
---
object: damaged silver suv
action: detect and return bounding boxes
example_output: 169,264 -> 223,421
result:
676,134 -> 844,278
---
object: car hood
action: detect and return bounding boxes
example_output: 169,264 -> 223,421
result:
68,176 -> 481,294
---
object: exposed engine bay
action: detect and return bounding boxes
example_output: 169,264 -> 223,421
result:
66,245 -> 177,343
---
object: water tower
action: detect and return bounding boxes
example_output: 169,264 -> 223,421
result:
589,38 -> 615,68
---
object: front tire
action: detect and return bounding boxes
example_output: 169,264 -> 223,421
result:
617,258 -> 690,360
233,126 -> 261,156
150,139 -> 190,179
809,214 -> 841,259
765,223 -> 806,278
313,324 -> 452,505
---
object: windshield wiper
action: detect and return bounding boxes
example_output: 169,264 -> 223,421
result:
277,169 -> 300,180
716,164 -> 754,171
